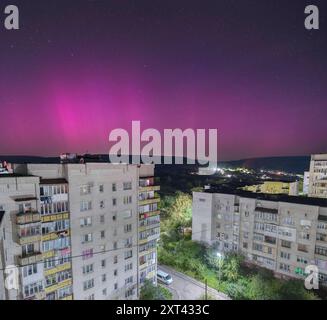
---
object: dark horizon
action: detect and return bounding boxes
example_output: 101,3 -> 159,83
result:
0,0 -> 326,160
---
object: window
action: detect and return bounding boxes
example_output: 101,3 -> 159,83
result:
80,201 -> 92,212
124,237 -> 132,248
253,243 -> 263,252
100,215 -> 105,224
102,288 -> 107,296
112,198 -> 117,206
24,281 -> 43,298
299,232 -> 310,241
124,250 -> 133,260
113,241 -> 117,250
280,251 -> 290,260
123,196 -> 132,205
80,185 -> 91,195
125,276 -> 133,285
123,210 -> 132,219
279,263 -> 290,273
23,264 -> 38,277
99,184 -> 104,193
123,182 -> 132,190
125,288 -> 134,298
114,269 -> 118,276
315,246 -> 327,257
125,263 -> 133,272
114,283 -> 118,290
297,256 -> 308,264
281,240 -> 291,249
82,249 -> 93,260
100,201 -> 105,209
83,279 -> 94,290
112,212 -> 117,221
298,244 -> 308,253
100,230 -> 105,239
243,242 -> 248,249
317,222 -> 327,230
82,233 -> 93,243
112,183 -> 117,192
102,274 -> 106,282
22,243 -> 35,256
82,264 -> 94,274
124,224 -> 132,233
101,259 -> 106,268
80,217 -> 92,227
114,256 -> 118,264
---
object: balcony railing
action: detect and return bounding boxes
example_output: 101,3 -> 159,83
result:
139,196 -> 160,206
16,211 -> 41,225
18,234 -> 41,245
17,252 -> 42,266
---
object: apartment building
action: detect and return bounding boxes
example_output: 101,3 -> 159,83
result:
192,189 -> 327,285
243,180 -> 299,196
0,162 -> 160,300
308,154 -> 327,198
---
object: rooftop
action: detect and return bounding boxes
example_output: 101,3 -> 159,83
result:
40,178 -> 68,185
0,173 -> 34,179
204,186 -> 327,207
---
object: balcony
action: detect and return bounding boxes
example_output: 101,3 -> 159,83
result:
45,279 -> 72,294
17,252 -> 42,266
41,212 -> 69,223
18,234 -> 41,246
139,177 -> 160,188
139,219 -> 160,232
60,294 -> 73,300
16,211 -> 41,225
255,207 -> 278,214
139,185 -> 160,192
44,262 -> 72,277
139,196 -> 160,206
139,210 -> 160,218
41,230 -> 70,242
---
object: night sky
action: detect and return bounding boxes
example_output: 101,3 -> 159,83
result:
0,0 -> 326,160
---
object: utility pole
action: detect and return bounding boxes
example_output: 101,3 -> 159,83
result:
205,279 -> 208,300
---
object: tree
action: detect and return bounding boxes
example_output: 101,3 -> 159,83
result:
221,254 -> 242,282
140,280 -> 171,300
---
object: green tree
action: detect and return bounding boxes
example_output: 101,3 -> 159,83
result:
140,280 -> 171,300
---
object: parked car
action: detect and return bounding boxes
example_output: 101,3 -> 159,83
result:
157,269 -> 173,285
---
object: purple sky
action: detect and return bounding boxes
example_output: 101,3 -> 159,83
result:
0,0 -> 326,160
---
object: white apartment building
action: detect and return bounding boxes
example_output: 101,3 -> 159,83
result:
308,154 -> 327,198
303,171 -> 310,195
192,190 -> 327,285
0,162 -> 160,300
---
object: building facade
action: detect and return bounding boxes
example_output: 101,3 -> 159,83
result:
192,191 -> 327,285
308,154 -> 327,198
243,180 -> 299,196
0,163 -> 160,300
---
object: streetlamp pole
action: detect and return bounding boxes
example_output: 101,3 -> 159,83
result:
205,279 -> 208,300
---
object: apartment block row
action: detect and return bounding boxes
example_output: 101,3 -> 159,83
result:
0,162 -> 160,300
304,153 -> 327,198
192,190 -> 327,284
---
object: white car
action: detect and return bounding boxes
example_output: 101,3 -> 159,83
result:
157,270 -> 173,285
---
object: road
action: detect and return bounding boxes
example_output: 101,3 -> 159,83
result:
158,265 -> 230,300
